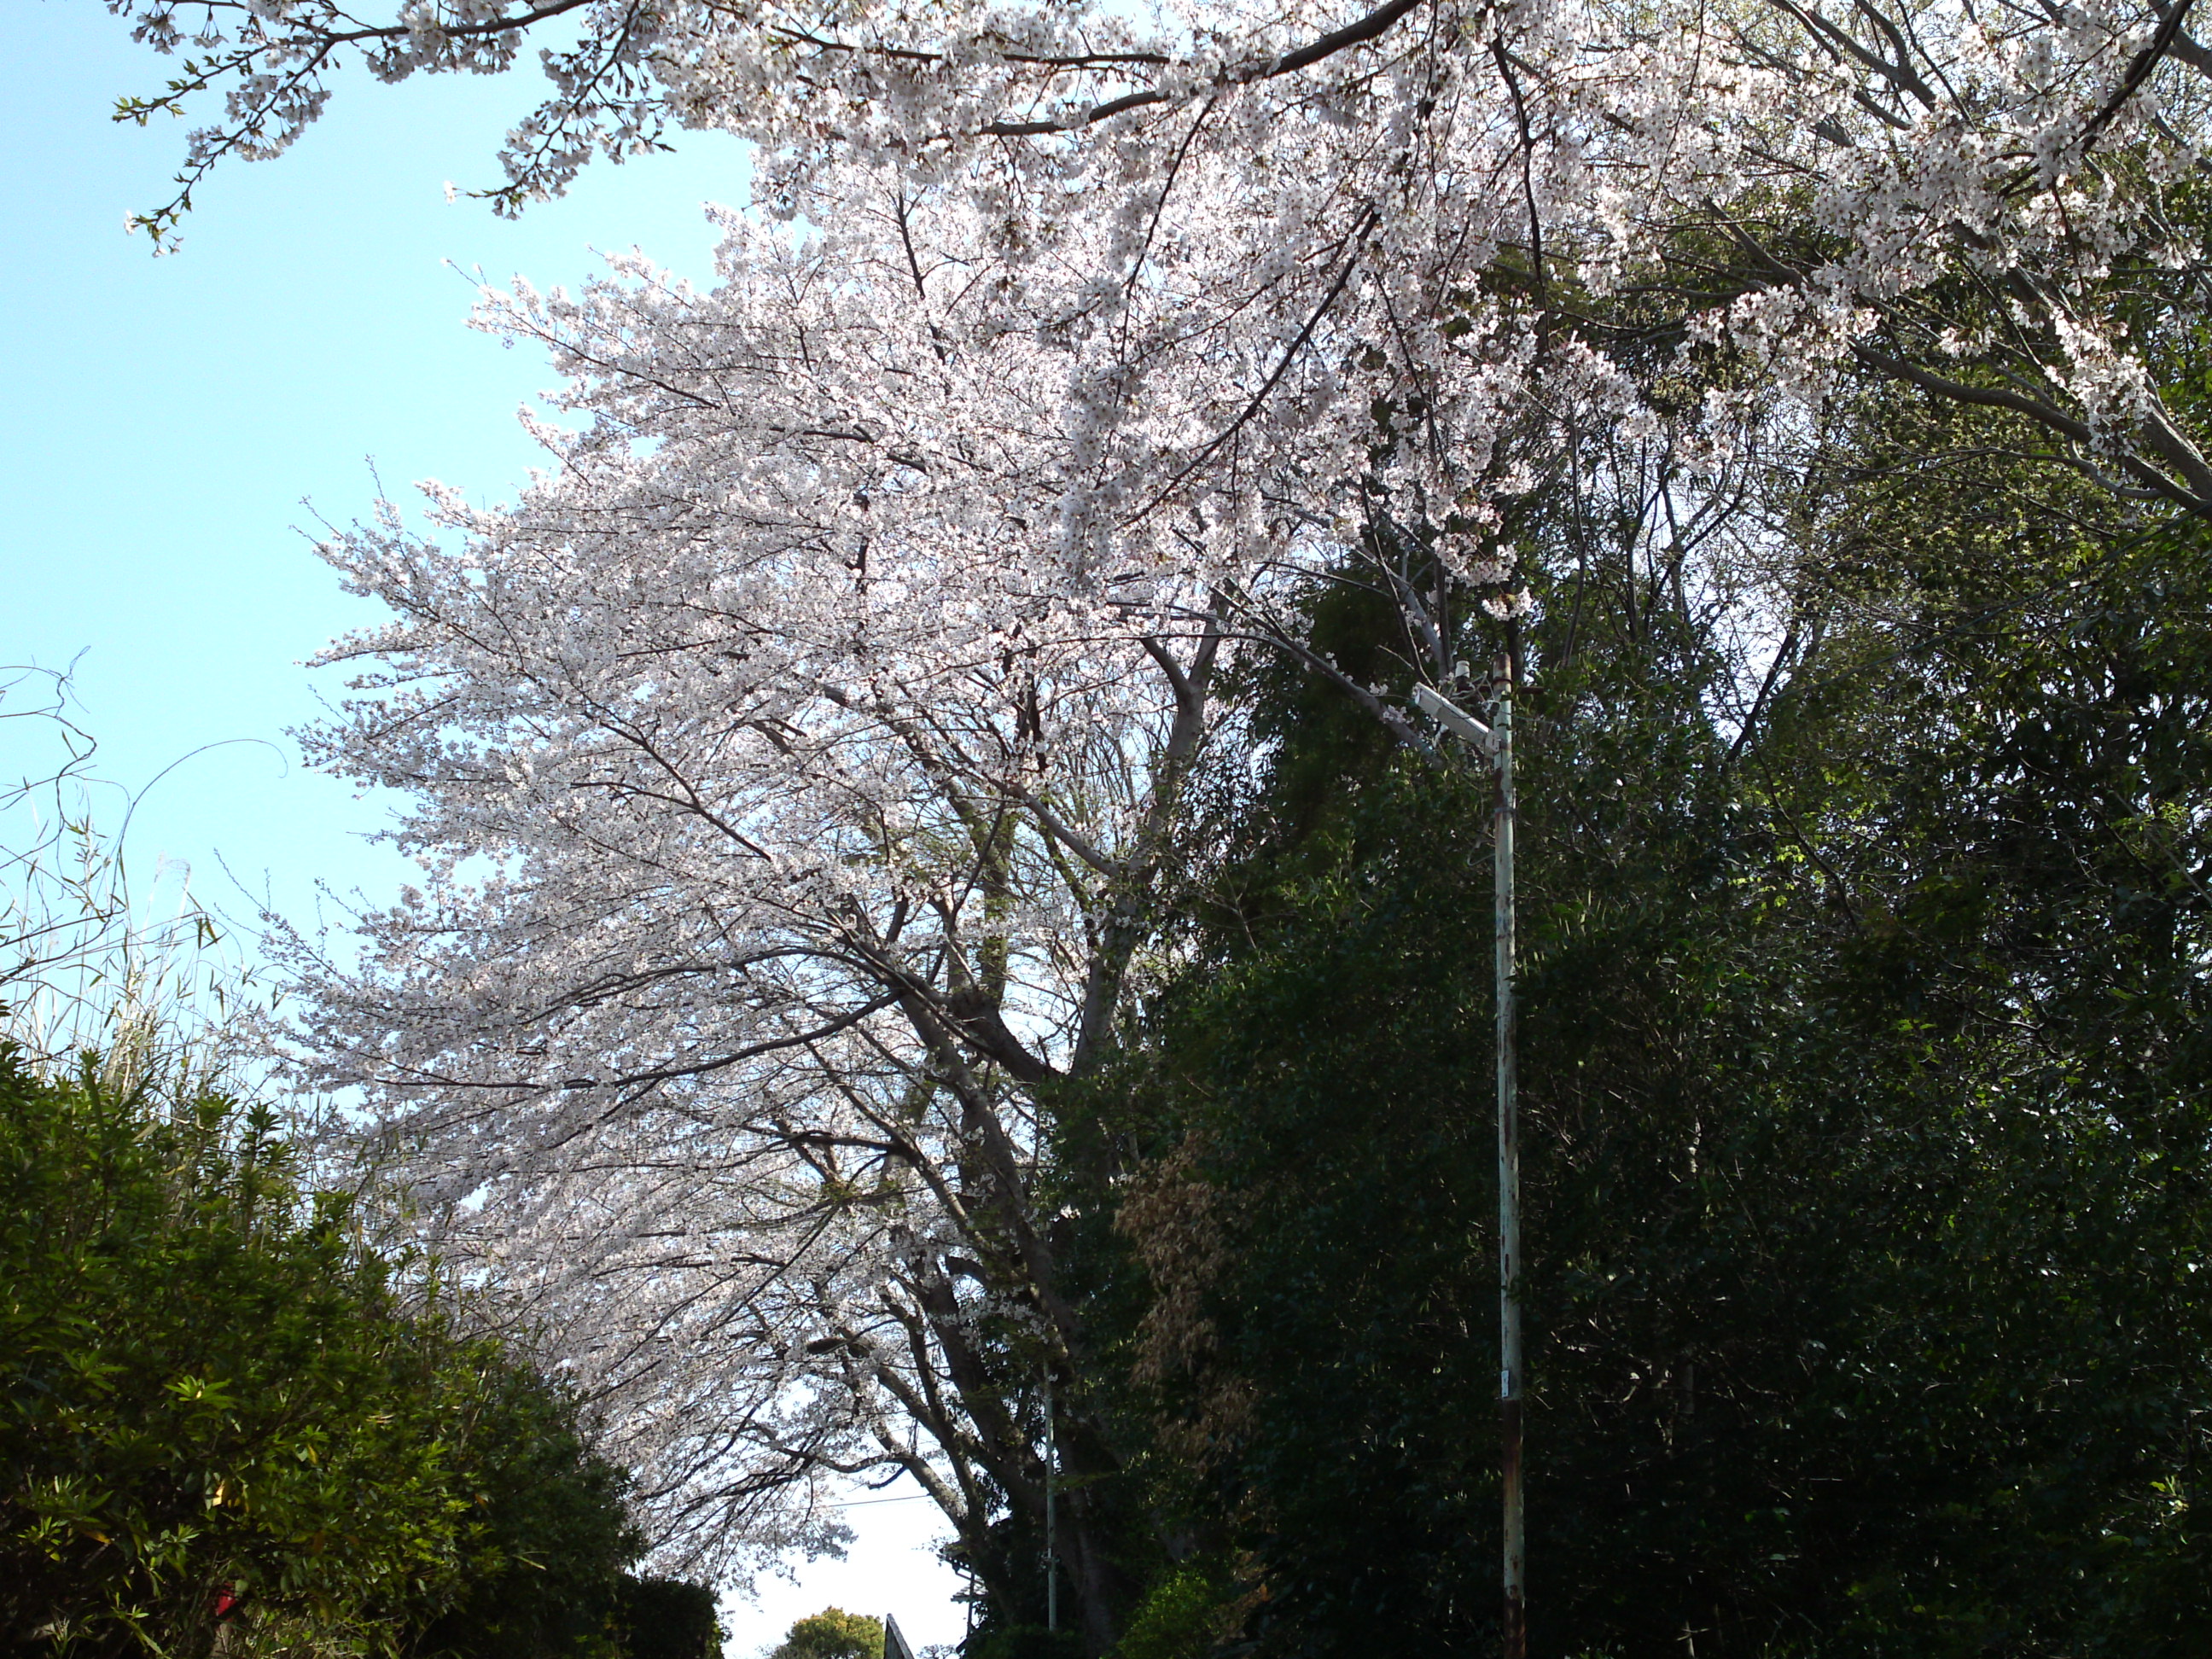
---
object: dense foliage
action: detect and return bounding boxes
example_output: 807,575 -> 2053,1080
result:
0,1050 -> 649,1659
1091,429 -> 2212,1655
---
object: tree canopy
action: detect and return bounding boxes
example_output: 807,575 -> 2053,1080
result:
1084,368 -> 2212,1657
770,1608 -> 885,1659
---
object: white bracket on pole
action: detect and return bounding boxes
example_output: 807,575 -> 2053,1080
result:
1413,683 -> 1499,755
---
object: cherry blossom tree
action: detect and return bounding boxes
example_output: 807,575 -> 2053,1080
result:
107,0 -> 2212,533
283,156 -> 1820,1637
286,193 -> 1242,1650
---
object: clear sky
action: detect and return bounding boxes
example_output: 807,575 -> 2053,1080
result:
1,3 -> 963,1649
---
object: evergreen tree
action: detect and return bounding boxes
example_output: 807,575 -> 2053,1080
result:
1101,424 -> 2212,1654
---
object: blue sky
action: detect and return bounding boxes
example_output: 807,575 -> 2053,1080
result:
2,4 -> 963,1648
2,2 -> 744,926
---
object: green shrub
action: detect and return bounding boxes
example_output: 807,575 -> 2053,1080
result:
0,1049 -> 643,1657
771,1607 -> 882,1659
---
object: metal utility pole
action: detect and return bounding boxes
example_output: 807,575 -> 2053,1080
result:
1492,660 -> 1523,1659
1044,1373 -> 1059,1633
1413,655 -> 1523,1659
